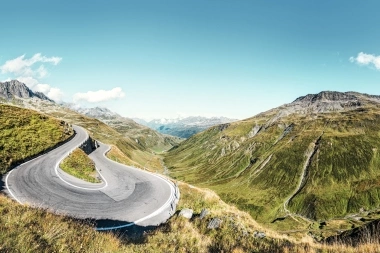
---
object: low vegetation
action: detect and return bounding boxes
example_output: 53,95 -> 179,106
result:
165,101 -> 380,236
107,144 -> 166,173
3,101 -> 380,252
0,104 -> 72,174
1,176 -> 380,252
0,195 -> 122,253
60,148 -> 100,183
45,107 -> 166,172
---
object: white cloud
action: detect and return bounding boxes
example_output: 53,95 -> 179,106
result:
16,76 -> 39,87
36,65 -> 48,78
73,87 -> 125,103
0,53 -> 61,76
46,87 -> 64,101
0,53 -> 63,101
350,52 -> 380,70
34,83 -> 63,101
33,83 -> 51,94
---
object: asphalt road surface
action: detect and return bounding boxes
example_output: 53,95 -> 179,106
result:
3,125 -> 178,230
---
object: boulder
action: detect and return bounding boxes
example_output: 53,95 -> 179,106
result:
179,208 -> 193,219
199,208 -> 209,220
253,231 -> 266,239
207,218 -> 222,229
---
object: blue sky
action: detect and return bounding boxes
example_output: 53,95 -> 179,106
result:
1,1 -> 379,120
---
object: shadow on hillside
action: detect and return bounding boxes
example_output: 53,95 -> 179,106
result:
324,219 -> 380,246
83,218 -> 158,242
0,177 -> 4,192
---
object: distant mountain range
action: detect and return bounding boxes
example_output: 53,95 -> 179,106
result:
134,116 -> 237,138
68,105 -> 183,151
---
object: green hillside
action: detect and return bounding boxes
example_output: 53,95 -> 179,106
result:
0,104 -> 73,174
42,107 -> 167,171
3,100 -> 380,252
165,92 -> 380,231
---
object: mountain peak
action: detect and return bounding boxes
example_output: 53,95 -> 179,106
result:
0,79 -> 53,102
281,90 -> 368,115
74,106 -> 122,120
293,91 -> 358,104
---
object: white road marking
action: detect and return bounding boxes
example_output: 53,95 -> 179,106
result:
54,152 -> 108,191
5,169 -> 23,204
94,143 -> 177,230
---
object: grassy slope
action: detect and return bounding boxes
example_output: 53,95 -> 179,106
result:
0,104 -> 72,174
0,195 -> 122,253
1,103 -> 380,252
60,148 -> 100,183
46,107 -> 165,171
106,118 -> 183,153
7,97 -> 172,171
165,103 -> 380,231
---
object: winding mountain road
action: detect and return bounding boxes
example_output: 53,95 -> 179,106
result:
3,126 -> 178,230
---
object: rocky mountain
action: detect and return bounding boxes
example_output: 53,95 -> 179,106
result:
165,91 -> 380,233
71,106 -> 183,152
134,116 -> 237,138
0,80 -> 53,102
74,106 -> 121,120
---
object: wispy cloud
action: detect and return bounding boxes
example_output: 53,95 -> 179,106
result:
0,53 -> 61,76
0,53 -> 63,101
350,52 -> 380,70
73,87 -> 125,103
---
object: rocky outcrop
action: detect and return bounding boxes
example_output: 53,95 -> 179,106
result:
199,208 -> 209,219
0,80 -> 53,102
207,218 -> 222,229
79,136 -> 98,155
293,91 -> 358,104
34,91 -> 53,101
275,123 -> 294,144
179,208 -> 193,219
288,91 -> 363,114
248,125 -> 262,138
253,231 -> 266,238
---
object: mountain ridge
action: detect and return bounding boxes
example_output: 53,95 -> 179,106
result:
0,80 -> 54,102
65,105 -> 183,152
165,90 -> 380,234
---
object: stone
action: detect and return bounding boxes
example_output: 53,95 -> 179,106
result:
253,231 -> 266,239
199,208 -> 209,220
207,218 -> 222,229
179,208 -> 193,219
248,125 -> 262,138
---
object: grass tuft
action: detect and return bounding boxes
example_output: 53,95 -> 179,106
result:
60,148 -> 100,183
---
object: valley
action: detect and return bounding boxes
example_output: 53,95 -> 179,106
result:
165,92 -> 380,237
2,80 -> 380,252
135,116 -> 237,138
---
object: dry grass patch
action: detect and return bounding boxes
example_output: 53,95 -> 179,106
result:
0,195 -> 123,253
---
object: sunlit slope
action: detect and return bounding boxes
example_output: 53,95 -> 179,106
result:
165,92 -> 380,224
47,107 -> 165,170
73,106 -> 183,152
0,104 -> 73,174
